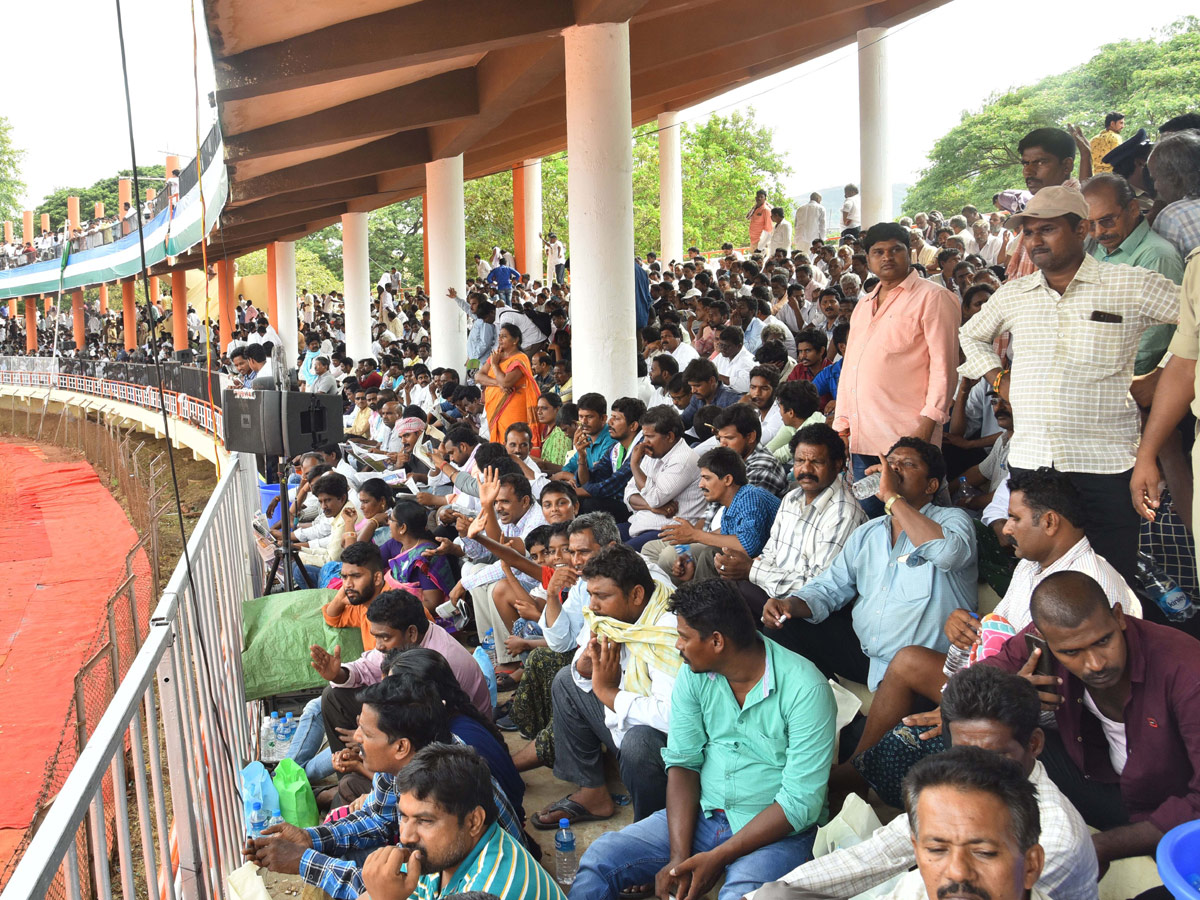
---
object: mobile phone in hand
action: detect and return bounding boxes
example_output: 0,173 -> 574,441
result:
1024,632 -> 1054,677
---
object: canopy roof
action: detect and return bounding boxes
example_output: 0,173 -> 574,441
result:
193,0 -> 947,264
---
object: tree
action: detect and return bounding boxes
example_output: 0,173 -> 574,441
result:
903,18 -> 1200,217
33,167 -> 166,229
0,116 -> 24,224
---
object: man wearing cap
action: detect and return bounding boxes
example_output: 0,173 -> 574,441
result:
1090,112 -> 1125,175
1103,127 -> 1155,213
960,185 -> 1179,585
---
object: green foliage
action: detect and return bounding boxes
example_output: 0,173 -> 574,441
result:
0,116 -> 24,224
32,166 -> 166,230
237,248 -> 267,276
464,169 -> 514,261
903,18 -> 1200,217
295,246 -> 342,295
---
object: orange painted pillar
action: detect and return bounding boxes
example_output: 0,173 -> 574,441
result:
122,280 -> 137,350
118,177 -> 132,233
146,187 -> 156,205
216,259 -> 233,354
165,155 -> 181,192
22,210 -> 33,246
39,213 -> 50,236
7,298 -> 15,320
513,164 -> 527,273
422,193 -> 430,295
171,269 -> 188,351
266,243 -> 279,327
2,221 -> 11,243
71,290 -> 85,351
67,196 -> 80,233
25,297 -> 37,352
98,284 -> 109,314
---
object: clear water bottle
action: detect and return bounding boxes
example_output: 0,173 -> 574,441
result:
851,472 -> 881,500
270,710 -> 282,740
481,628 -> 497,667
951,476 -> 977,505
555,818 -> 578,887
1136,552 -> 1196,622
942,643 -> 972,678
248,801 -> 268,838
283,711 -> 295,740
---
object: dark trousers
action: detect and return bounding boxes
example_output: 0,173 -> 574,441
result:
321,683 -> 372,802
1009,466 -> 1139,587
618,523 -> 662,551
550,666 -> 667,821
767,605 -> 871,686
1040,729 -> 1129,830
579,495 -> 630,523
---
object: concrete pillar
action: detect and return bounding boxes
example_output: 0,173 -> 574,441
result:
171,270 -> 188,352
39,213 -> 50,236
22,211 -> 33,246
216,259 -> 233,354
515,159 -> 542,278
563,22 -> 637,402
122,280 -> 137,350
25,297 -> 37,352
71,291 -> 85,351
858,26 -> 890,227
67,196 -> 80,235
422,193 -> 430,296
165,154 -> 181,187
118,177 -> 132,228
658,111 -> 683,264
266,243 -> 280,327
341,214 -> 371,365
425,155 -> 467,370
7,298 -> 14,320
274,241 -> 299,369
98,284 -> 109,314
2,221 -> 11,243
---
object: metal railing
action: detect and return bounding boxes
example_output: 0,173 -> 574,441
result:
0,443 -> 261,900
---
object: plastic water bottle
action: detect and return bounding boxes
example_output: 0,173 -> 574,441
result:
851,472 -> 881,500
951,476 -> 977,505
676,543 -> 691,562
283,712 -> 296,741
481,628 -> 497,667
248,801 -> 268,838
270,711 -> 282,740
1135,552 -> 1196,622
555,818 -> 578,887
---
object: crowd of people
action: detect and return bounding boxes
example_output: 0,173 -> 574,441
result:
8,113 -> 1200,900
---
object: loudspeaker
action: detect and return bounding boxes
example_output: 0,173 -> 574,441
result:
281,390 -> 344,457
221,389 -> 344,457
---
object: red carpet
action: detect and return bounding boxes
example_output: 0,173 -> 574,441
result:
0,441 -> 139,831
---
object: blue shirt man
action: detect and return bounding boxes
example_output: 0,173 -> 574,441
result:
485,265 -> 520,293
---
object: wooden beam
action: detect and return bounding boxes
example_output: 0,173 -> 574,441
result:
224,69 -> 479,162
213,0 -> 574,102
221,177 -> 380,227
232,131 -> 431,203
219,204 -> 349,245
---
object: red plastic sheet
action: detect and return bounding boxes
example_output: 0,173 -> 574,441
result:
0,441 -> 139,830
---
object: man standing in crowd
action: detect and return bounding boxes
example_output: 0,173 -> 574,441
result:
961,186 -> 1179,584
840,184 -> 861,239
1090,111 -> 1125,174
794,192 -> 826,249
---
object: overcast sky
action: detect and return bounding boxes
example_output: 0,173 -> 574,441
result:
5,0 -> 1195,212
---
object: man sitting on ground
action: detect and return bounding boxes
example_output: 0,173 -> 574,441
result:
622,406 -> 707,551
572,579 -> 836,900
361,744 -> 566,900
763,438 -> 977,689
982,571 -> 1200,876
532,545 -> 681,826
684,358 -> 742,410
755,665 -> 1097,900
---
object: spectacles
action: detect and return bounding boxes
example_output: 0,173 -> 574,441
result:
1089,214 -> 1123,230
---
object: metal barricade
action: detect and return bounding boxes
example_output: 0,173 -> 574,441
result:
0,447 -> 259,900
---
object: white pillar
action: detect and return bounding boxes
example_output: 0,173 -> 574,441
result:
564,22 -> 637,403
858,26 -> 891,227
341,212 -> 372,364
522,159 -> 542,282
658,110 -> 683,265
426,155 -> 467,370
274,240 -> 299,369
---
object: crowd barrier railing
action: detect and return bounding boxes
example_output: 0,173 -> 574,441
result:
0,375 -> 260,900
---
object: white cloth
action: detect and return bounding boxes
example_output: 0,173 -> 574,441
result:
841,194 -> 861,229
767,219 -> 792,257
714,346 -> 756,393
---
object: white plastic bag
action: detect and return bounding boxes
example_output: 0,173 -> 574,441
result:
227,862 -> 273,900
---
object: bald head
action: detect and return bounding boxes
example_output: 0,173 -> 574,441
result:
1030,571 -> 1112,632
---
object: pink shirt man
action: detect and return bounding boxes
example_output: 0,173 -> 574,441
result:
833,269 -> 960,456
336,621 -> 491,719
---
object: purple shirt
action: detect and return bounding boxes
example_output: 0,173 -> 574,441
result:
983,617 -> 1200,834
337,622 -> 492,720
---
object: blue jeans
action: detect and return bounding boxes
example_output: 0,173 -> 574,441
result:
571,809 -> 816,900
851,453 -> 885,519
618,522 -> 661,551
286,697 -> 335,782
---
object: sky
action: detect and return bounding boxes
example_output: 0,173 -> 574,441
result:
4,0 -> 1196,214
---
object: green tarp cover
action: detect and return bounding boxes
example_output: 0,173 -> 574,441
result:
242,589 -> 364,701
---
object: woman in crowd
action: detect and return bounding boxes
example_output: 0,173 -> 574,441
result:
475,322 -> 542,453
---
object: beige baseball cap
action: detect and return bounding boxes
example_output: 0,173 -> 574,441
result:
1007,185 -> 1090,229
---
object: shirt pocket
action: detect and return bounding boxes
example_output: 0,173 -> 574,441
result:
887,554 -> 937,606
1066,318 -> 1129,378
876,312 -> 923,355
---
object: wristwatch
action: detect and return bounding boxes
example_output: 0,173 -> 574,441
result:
884,494 -> 901,516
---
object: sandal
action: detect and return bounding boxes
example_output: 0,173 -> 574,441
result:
531,794 -> 614,830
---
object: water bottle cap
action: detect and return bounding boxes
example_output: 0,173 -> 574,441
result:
285,712 -> 293,720
559,818 -> 570,828
485,627 -> 494,636
252,801 -> 262,810
271,711 -> 279,718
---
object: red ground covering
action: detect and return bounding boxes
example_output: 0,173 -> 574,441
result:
0,441 -> 138,830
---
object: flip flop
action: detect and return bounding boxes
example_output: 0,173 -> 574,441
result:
531,795 -> 614,830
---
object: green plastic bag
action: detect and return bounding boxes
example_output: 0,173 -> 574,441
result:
272,758 -> 318,828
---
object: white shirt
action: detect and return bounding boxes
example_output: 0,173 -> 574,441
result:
476,259 -> 492,279
841,194 -> 861,229
767,219 -> 792,257
495,307 -> 546,349
545,240 -> 566,269
760,403 -> 784,445
976,233 -> 1003,266
623,436 -> 706,535
714,345 -> 756,393
671,341 -> 700,368
1082,692 -> 1128,774
794,201 -> 827,248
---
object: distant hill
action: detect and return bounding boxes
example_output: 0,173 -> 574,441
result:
791,183 -> 910,232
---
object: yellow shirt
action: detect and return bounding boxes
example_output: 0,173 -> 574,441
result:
1090,130 -> 1121,174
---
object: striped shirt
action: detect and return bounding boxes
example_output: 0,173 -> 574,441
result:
1154,197 -> 1200,258
750,477 -> 867,600
412,821 -> 567,900
959,253 -> 1179,474
744,446 -> 790,498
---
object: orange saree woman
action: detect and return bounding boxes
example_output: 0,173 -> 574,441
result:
475,322 -> 542,451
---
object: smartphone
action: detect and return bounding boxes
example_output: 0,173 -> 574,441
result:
1024,632 -> 1054,677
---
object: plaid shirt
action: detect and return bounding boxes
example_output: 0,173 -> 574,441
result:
745,446 -> 790,498
750,477 -> 866,599
297,747 -> 525,900
1154,197 -> 1200,259
959,253 -> 1178,474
